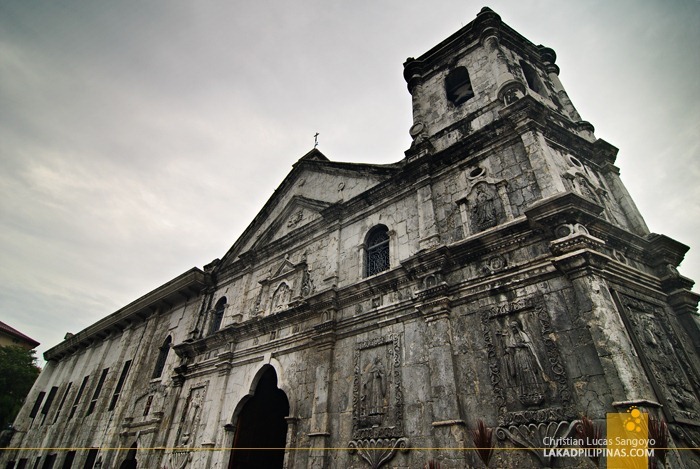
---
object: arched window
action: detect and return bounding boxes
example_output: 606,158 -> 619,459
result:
445,66 -> 474,105
209,297 -> 226,334
365,225 -> 390,277
152,336 -> 171,379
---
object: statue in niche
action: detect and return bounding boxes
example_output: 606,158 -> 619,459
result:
472,187 -> 498,230
575,175 -> 598,202
300,267 -> 314,297
501,321 -> 546,406
179,388 -> 203,447
361,357 -> 388,424
271,283 -> 291,311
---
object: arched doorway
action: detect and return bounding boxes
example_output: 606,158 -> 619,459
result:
229,366 -> 290,469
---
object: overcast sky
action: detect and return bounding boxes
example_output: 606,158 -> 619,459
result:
1,1 -> 698,365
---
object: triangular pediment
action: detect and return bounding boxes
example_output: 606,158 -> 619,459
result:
218,149 -> 401,267
252,196 -> 332,248
271,257 -> 296,278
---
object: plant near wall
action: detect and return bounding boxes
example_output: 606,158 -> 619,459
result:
575,415 -> 603,467
648,415 -> 669,469
0,346 -> 41,436
470,419 -> 494,467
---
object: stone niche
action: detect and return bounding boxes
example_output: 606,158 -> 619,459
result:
612,291 -> 700,425
456,171 -> 513,237
479,295 -> 575,426
351,334 -> 405,439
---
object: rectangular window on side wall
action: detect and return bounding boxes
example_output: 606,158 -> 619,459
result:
83,449 -> 98,469
68,376 -> 89,420
143,395 -> 154,416
40,386 -> 59,424
53,382 -> 72,424
108,360 -> 131,411
40,453 -> 56,469
85,368 -> 109,416
62,451 -> 76,469
28,391 -> 46,419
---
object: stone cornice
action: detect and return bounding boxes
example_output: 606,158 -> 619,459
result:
45,268 -> 207,362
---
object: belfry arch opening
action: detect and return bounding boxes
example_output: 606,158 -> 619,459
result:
229,366 -> 290,469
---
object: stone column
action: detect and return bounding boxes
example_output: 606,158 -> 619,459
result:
417,180 -> 440,250
550,227 -> 656,402
201,359 -> 233,467
539,47 -> 582,122
518,128 -> 568,198
307,318 -> 336,469
415,285 -> 465,458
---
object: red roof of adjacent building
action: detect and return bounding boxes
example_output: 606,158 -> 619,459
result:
0,320 -> 40,348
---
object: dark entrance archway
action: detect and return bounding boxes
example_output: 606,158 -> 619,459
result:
229,366 -> 290,469
119,442 -> 137,469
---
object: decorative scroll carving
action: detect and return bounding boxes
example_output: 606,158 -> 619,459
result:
352,335 -> 404,439
480,296 -> 574,426
482,255 -> 507,275
170,450 -> 190,469
286,209 -> 304,228
496,420 -> 580,467
348,437 -> 409,469
613,292 -> 700,424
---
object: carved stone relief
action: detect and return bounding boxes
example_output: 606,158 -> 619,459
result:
348,437 -> 409,469
457,177 -> 512,237
613,292 -> 700,425
300,265 -> 315,297
563,168 -> 600,202
480,296 -> 574,426
352,334 -> 404,439
496,420 -> 580,468
286,209 -> 304,228
471,182 -> 503,231
256,254 -> 314,315
349,334 -> 407,468
175,384 -> 208,448
271,282 -> 292,312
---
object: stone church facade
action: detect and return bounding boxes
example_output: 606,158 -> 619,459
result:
3,8 -> 700,469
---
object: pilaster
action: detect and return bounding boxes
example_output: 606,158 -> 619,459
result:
308,316 -> 337,469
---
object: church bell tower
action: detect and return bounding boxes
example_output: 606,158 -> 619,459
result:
400,6 -> 700,467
